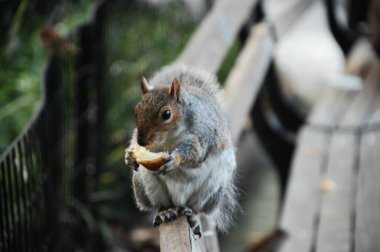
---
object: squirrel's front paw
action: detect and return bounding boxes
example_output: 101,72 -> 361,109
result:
158,152 -> 179,175
124,150 -> 139,171
158,158 -> 175,175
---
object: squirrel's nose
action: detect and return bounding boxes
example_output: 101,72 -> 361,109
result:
137,135 -> 147,146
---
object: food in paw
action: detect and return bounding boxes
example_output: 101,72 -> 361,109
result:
128,146 -> 170,171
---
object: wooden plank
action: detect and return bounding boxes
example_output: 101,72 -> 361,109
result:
345,39 -> 378,79
355,131 -> 380,252
266,0 -> 314,37
315,133 -> 356,252
223,22 -> 275,144
307,39 -> 378,129
307,89 -> 354,128
339,63 -> 380,129
279,127 -> 329,252
175,0 -> 258,73
365,91 -> 380,126
363,63 -> 380,126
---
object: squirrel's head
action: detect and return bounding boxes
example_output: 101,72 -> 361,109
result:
134,77 -> 186,152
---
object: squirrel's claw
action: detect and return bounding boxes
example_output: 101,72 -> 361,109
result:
153,208 -> 178,227
179,207 -> 202,238
125,151 -> 139,171
158,152 -> 177,175
158,160 -> 175,175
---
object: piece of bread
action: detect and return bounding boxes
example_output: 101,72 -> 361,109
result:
129,146 -> 170,171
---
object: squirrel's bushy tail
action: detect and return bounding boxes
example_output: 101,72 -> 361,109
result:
212,182 -> 241,233
149,64 -> 224,105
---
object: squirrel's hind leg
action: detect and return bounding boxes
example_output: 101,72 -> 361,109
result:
179,207 -> 201,238
132,172 -> 153,210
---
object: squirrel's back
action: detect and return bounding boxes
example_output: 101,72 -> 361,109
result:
149,65 -> 224,104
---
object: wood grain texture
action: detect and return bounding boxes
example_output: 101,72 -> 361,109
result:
175,0 -> 258,73
355,131 -> 380,252
223,22 -> 274,144
315,133 -> 356,252
279,127 -> 329,252
159,215 -> 206,252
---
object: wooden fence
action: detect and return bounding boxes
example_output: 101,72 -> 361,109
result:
0,1 -> 107,251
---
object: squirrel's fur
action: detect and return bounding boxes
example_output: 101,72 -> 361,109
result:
126,65 -> 239,232
149,65 -> 224,104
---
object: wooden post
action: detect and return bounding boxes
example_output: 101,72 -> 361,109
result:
200,215 -> 220,252
159,216 -> 207,252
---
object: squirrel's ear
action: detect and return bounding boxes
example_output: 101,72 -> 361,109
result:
141,76 -> 153,94
169,78 -> 181,102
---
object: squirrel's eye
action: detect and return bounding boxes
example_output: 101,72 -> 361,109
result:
162,110 -> 171,121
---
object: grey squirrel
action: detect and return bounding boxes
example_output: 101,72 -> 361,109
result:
125,65 -> 239,237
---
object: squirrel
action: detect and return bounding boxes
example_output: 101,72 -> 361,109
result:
125,65 -> 239,237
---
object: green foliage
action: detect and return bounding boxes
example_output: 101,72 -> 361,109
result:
0,0 -> 93,154
217,40 -> 240,85
104,1 -> 196,170
1,0 -> 198,248
95,0 -> 197,236
0,27 -> 44,153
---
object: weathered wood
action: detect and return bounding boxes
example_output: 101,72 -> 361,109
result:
175,0 -> 258,73
352,54 -> 380,252
200,215 -> 220,252
363,63 -> 380,126
345,39 -> 378,78
366,92 -> 380,126
267,0 -> 314,37
339,64 -> 380,129
279,127 -> 329,252
315,133 -> 356,252
223,22 -> 275,144
159,216 -> 206,252
278,15 -> 380,252
307,89 -> 353,128
307,40 -> 379,129
355,131 -> 380,252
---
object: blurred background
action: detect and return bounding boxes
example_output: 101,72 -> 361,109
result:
0,0 -> 375,251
